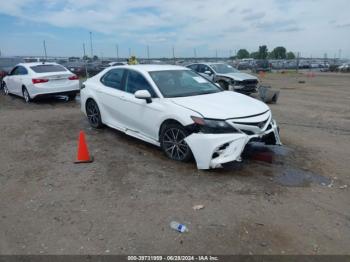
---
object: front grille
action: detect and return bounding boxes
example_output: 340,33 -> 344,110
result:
242,79 -> 258,86
235,119 -> 269,129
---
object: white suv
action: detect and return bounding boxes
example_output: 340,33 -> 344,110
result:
80,65 -> 281,169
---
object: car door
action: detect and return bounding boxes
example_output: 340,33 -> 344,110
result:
197,64 -> 214,81
117,69 -> 164,141
6,67 -> 21,95
96,68 -> 127,130
15,66 -> 29,96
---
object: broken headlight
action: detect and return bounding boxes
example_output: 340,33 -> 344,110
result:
191,116 -> 240,134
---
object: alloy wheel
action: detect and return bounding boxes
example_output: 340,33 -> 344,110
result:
162,127 -> 190,161
3,83 -> 9,95
23,88 -> 30,103
86,100 -> 101,128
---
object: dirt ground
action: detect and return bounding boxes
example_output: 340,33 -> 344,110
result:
0,72 -> 349,255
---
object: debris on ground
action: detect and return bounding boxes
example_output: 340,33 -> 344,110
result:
298,80 -> 306,84
170,221 -> 188,233
192,204 -> 205,210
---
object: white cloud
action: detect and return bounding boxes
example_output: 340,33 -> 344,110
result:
0,0 -> 349,57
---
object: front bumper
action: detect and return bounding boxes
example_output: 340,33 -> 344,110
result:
185,119 -> 281,169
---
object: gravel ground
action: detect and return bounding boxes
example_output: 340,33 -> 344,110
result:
0,72 -> 349,255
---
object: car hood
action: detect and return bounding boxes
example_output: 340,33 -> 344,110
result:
170,91 -> 269,119
217,72 -> 258,81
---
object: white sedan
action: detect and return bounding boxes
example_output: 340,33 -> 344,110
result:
80,65 -> 281,169
2,62 -> 80,102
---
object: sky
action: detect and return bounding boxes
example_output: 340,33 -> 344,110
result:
0,0 -> 349,58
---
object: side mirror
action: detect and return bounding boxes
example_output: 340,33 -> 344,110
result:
204,70 -> 212,75
134,90 -> 152,103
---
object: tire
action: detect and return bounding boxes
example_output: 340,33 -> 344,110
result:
160,123 -> 192,162
68,94 -> 77,101
85,99 -> 103,128
22,87 -> 31,103
2,82 -> 9,95
218,80 -> 228,90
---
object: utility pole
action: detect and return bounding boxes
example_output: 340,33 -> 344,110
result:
215,49 -> 218,62
172,46 -> 175,65
89,32 -> 93,57
296,52 -> 300,73
43,40 -> 47,61
82,44 -> 88,78
83,43 -> 86,58
147,45 -> 150,62
338,49 -> 342,61
116,44 -> 119,61
129,48 -> 131,58
194,48 -> 197,62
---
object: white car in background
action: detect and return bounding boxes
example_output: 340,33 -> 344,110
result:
80,65 -> 281,169
2,62 -> 80,102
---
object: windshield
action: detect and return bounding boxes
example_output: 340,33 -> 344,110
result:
149,70 -> 222,98
30,64 -> 67,73
210,64 -> 239,74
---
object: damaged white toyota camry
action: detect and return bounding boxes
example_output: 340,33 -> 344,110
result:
80,65 -> 281,169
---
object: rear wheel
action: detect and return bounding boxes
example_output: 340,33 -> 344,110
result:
22,87 -> 31,103
86,99 -> 103,128
2,82 -> 9,95
68,94 -> 77,101
160,123 -> 192,162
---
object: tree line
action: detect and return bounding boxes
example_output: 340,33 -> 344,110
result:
233,46 -> 296,60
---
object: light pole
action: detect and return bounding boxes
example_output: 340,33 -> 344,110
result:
89,32 -> 93,57
116,44 -> 119,61
43,40 -> 47,61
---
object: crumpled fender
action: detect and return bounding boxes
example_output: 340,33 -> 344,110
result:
185,133 -> 249,169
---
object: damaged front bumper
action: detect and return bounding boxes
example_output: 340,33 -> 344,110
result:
185,119 -> 281,169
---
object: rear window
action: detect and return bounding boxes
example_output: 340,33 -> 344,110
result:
30,65 -> 67,73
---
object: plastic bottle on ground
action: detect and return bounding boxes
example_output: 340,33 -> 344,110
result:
170,221 -> 188,233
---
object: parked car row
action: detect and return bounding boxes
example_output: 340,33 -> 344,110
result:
2,62 -> 281,170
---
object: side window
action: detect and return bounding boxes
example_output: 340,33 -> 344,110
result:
197,64 -> 206,73
10,67 -> 19,75
18,66 -> 28,75
125,70 -> 157,97
188,64 -> 198,71
100,69 -> 125,90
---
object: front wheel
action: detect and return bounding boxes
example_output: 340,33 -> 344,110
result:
160,123 -> 192,162
68,94 -> 77,101
23,87 -> 31,103
86,99 -> 103,128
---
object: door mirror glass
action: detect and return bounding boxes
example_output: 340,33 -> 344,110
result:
134,90 -> 152,103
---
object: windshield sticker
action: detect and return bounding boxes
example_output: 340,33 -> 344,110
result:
193,77 -> 208,83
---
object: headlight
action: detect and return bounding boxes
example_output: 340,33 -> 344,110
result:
191,116 -> 240,134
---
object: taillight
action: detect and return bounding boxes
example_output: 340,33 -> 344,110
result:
32,78 -> 49,84
68,75 -> 79,80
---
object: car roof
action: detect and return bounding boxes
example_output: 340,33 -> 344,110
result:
110,64 -> 190,73
18,62 -> 60,67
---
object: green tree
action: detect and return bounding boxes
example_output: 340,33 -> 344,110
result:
250,51 -> 259,59
258,45 -> 268,59
93,55 -> 99,61
236,49 -> 250,59
286,51 -> 296,59
271,46 -> 287,59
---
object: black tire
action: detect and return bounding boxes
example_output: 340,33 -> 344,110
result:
68,94 -> 77,101
218,80 -> 228,90
86,99 -> 103,128
160,123 -> 192,162
2,82 -> 9,95
22,87 -> 31,103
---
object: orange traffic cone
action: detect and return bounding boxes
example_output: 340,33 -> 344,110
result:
74,131 -> 93,163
